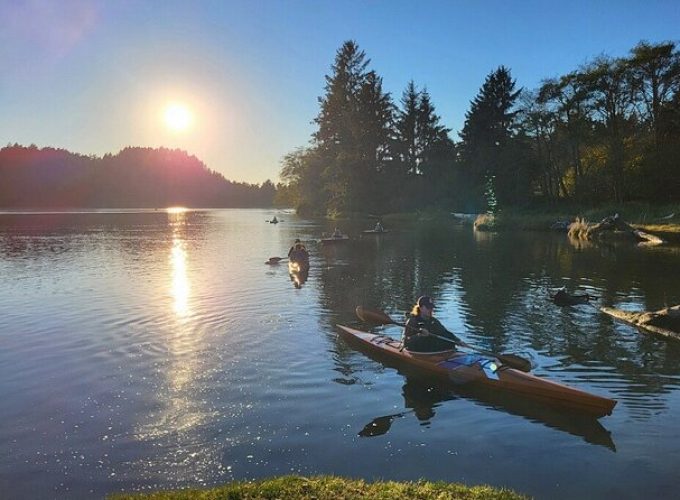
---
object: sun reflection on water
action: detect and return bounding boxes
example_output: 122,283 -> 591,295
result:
171,239 -> 190,317
131,209 -> 219,481
169,212 -> 190,318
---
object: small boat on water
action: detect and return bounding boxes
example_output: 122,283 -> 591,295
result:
320,235 -> 350,244
337,325 -> 616,418
362,229 -> 389,234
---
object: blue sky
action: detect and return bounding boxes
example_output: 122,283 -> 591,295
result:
1,0 -> 679,183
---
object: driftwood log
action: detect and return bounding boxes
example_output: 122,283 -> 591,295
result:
568,213 -> 664,245
601,305 -> 680,341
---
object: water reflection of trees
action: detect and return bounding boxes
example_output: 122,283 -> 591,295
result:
318,223 -> 680,417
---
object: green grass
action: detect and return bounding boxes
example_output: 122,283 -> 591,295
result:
109,475 -> 528,500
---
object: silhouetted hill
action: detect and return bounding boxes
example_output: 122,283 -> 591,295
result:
0,145 -> 275,208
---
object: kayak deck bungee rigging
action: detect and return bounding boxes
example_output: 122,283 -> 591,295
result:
337,325 -> 616,418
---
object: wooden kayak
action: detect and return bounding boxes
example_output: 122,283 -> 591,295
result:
362,229 -> 389,234
337,325 -> 616,418
288,259 -> 310,274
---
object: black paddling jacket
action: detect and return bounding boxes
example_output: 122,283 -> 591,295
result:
403,314 -> 462,352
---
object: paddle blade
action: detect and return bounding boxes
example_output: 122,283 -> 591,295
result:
355,306 -> 398,326
498,353 -> 532,373
266,257 -> 285,265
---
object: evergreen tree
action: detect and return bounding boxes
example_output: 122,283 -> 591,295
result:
395,80 -> 420,176
312,40 -> 393,214
458,66 -> 526,207
415,88 -> 453,179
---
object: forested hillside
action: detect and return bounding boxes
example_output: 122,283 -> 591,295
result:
0,145 -> 275,208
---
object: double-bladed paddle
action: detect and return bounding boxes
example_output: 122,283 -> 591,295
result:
355,306 -> 532,373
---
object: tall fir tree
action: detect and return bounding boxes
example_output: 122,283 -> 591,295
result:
312,41 -> 393,214
458,66 -> 528,207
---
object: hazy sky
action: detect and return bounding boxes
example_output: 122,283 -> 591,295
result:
2,0 -> 679,184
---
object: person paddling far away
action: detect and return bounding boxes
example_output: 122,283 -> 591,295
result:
331,227 -> 343,238
287,239 -> 309,262
403,296 -> 470,353
374,221 -> 384,232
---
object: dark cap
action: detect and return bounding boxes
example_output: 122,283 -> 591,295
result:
417,296 -> 435,309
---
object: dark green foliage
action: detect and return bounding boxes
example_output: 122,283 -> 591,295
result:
392,81 -> 455,211
281,41 -> 457,216
311,41 -> 394,215
0,145 -> 274,208
458,66 -> 532,208
282,39 -> 680,214
520,40 -> 680,204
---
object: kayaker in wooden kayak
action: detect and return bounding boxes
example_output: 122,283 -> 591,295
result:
287,238 -> 309,263
404,296 -> 471,352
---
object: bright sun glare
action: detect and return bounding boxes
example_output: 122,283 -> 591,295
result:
164,103 -> 193,132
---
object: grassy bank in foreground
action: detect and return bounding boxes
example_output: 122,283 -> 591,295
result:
110,475 -> 527,499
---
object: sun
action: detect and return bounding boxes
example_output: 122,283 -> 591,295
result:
163,102 -> 193,132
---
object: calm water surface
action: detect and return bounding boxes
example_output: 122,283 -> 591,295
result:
1,209 -> 680,499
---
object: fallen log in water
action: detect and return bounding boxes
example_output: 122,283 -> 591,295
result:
601,305 -> 680,341
568,213 -> 664,245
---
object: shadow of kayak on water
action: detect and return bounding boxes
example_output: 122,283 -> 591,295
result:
356,369 -> 616,452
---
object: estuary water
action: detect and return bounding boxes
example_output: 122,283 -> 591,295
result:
1,208 -> 679,499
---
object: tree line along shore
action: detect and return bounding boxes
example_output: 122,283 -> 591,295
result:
2,40 -> 678,228
276,39 -> 680,218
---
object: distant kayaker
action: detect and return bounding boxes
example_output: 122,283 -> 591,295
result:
403,296 -> 469,352
287,238 -> 309,262
374,221 -> 384,232
331,227 -> 343,238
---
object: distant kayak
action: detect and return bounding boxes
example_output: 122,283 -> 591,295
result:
362,229 -> 389,234
320,235 -> 349,244
337,325 -> 616,418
